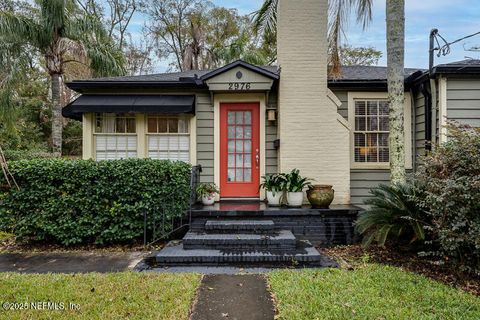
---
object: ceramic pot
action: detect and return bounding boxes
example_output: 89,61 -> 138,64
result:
266,191 -> 282,206
307,185 -> 334,208
201,194 -> 216,206
287,191 -> 304,207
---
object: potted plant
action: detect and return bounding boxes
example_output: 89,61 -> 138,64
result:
196,183 -> 219,206
284,169 -> 312,207
260,174 -> 286,206
307,185 -> 335,208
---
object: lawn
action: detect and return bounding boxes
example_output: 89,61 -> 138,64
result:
269,264 -> 480,320
0,272 -> 200,320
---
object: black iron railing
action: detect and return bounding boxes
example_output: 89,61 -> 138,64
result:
144,165 -> 202,247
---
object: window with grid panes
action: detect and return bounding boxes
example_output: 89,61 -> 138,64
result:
94,113 -> 137,160
353,99 -> 389,163
227,111 -> 253,183
147,115 -> 190,162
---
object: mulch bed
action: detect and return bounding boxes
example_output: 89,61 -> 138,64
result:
321,245 -> 480,296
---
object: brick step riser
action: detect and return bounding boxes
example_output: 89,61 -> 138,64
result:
203,229 -> 275,234
155,255 -> 321,264
183,243 -> 297,250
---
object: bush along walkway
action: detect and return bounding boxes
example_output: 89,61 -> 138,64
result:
190,274 -> 275,320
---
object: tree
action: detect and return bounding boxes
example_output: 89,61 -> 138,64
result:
386,0 -> 406,184
0,0 -> 125,155
253,0 -> 373,75
144,0 -> 271,71
77,0 -> 140,51
339,45 -> 382,66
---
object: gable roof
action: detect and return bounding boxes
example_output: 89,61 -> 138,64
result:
200,60 -> 279,80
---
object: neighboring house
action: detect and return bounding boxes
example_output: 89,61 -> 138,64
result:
63,2 -> 480,208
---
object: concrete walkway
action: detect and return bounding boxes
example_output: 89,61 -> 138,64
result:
191,274 -> 275,320
0,252 -> 147,273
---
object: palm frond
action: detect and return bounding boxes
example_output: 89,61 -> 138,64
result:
252,0 -> 278,35
37,0 -> 66,36
87,45 -> 125,77
355,183 -> 427,247
0,11 -> 43,48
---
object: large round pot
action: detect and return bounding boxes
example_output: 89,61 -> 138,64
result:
287,191 -> 304,207
307,185 -> 334,208
201,194 -> 216,206
266,191 -> 282,207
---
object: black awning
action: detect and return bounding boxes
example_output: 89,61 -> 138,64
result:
62,95 -> 196,120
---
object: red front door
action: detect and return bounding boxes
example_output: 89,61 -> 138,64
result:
220,103 -> 260,198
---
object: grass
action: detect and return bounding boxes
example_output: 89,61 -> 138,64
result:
0,272 -> 201,320
269,264 -> 480,320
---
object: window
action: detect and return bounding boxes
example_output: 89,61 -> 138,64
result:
353,99 -> 390,163
94,113 -> 137,160
147,115 -> 190,162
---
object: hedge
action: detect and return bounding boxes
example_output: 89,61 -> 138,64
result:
416,124 -> 480,275
0,159 -> 192,245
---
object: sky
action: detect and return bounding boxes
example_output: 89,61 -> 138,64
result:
130,0 -> 480,72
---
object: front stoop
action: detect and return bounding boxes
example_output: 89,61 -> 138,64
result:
153,219 -> 334,268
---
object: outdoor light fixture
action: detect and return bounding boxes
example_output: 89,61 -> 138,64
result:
267,109 -> 277,121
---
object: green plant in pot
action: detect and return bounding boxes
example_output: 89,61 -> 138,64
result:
196,183 -> 219,206
260,174 -> 286,206
284,169 -> 312,207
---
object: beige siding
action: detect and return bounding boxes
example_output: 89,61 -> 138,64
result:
446,78 -> 480,127
350,169 -> 390,207
332,89 -> 349,120
266,90 -> 278,175
414,90 -> 426,159
195,92 -> 214,183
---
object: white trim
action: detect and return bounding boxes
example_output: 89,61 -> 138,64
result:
347,91 -> 412,170
438,77 -> 448,143
213,93 -> 266,200
82,113 -> 94,160
136,114 -> 147,158
189,116 -> 197,164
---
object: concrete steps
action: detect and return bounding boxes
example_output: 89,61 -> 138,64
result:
183,230 -> 296,250
153,218 -> 326,267
155,242 -> 322,265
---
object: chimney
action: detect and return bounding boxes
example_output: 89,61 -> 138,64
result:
277,0 -> 351,204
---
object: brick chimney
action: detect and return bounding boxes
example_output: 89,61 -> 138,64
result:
277,0 -> 351,204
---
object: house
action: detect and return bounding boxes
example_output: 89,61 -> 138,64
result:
62,0 -> 480,265
63,2 -> 480,209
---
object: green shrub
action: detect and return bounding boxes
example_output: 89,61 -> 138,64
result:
416,124 -> 480,275
2,149 -> 56,161
0,159 -> 191,246
355,183 -> 427,247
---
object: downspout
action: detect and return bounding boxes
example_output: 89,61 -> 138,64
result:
410,87 -> 417,171
429,29 -> 438,149
421,82 -> 432,153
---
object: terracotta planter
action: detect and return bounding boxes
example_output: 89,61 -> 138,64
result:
307,185 -> 334,208
266,191 -> 282,206
287,191 -> 304,207
201,194 -> 216,206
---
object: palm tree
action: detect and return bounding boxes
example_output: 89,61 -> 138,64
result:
253,0 -> 373,75
0,0 -> 125,155
386,0 -> 406,184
